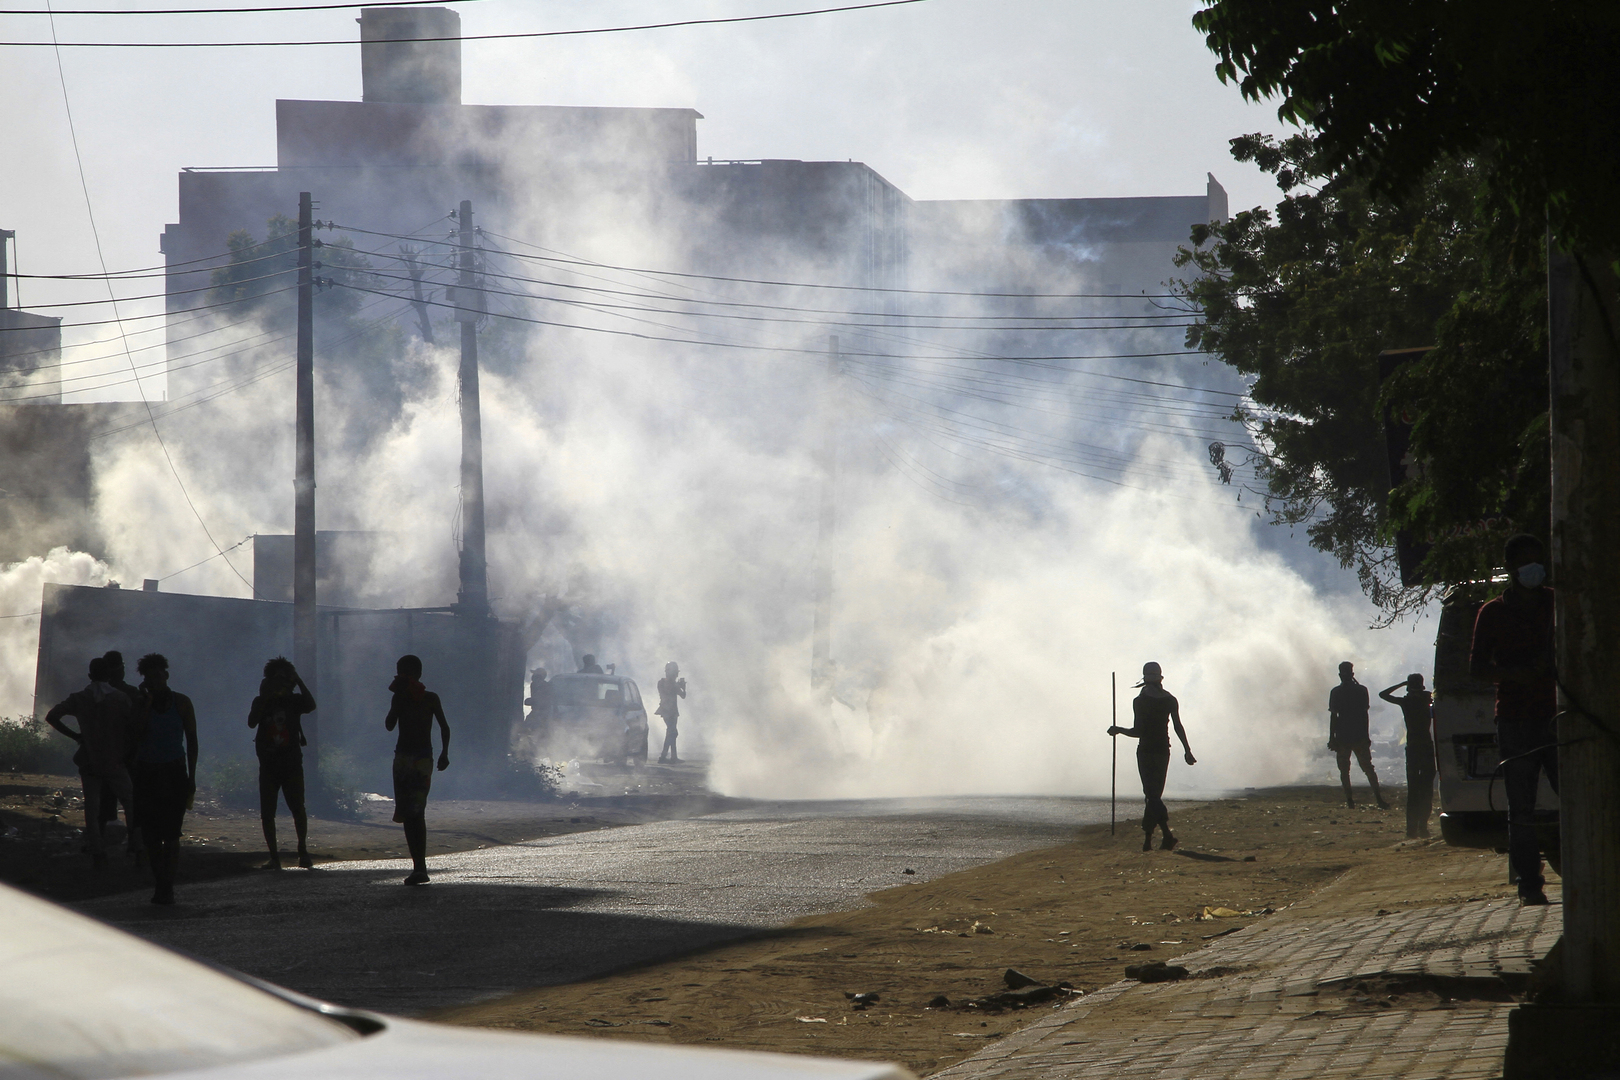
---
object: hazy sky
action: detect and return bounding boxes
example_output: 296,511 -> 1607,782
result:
1,0 -> 1289,363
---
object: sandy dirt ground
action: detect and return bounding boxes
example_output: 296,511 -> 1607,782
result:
435,785 -> 1538,1078
0,761 -> 732,903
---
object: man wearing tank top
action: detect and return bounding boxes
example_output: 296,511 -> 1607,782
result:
1108,661 -> 1197,852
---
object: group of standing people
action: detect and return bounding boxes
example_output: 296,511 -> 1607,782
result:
44,651 -> 197,904
45,650 -> 453,902
1107,534 -> 1558,911
1327,659 -> 1437,837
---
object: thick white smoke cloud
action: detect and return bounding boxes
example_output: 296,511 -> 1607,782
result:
6,164 -> 1434,801
0,548 -> 114,717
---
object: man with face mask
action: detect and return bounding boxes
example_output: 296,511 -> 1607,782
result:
1470,533 -> 1558,905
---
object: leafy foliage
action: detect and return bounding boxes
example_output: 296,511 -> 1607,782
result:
1191,1 -> 1620,255
1174,134 -> 1546,616
0,717 -> 77,774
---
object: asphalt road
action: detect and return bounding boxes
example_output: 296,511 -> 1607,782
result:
76,796 -> 1113,1015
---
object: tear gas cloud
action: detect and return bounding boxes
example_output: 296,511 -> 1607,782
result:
2,171 -> 1430,802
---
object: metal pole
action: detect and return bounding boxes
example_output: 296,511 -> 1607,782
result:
1111,670 -> 1117,836
455,199 -> 488,618
294,192 -> 318,758
810,334 -> 839,696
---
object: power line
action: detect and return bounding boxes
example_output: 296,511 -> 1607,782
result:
365,224 -> 1188,301
2,234 -> 291,281
363,261 -> 1198,334
1,0 -> 930,47
4,263 -> 292,309
0,283 -> 300,333
12,0 -> 486,14
466,247 -> 1195,324
45,0 -> 256,596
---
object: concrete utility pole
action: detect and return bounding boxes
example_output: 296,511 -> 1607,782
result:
454,199 -> 488,618
294,192 -> 318,755
810,334 -> 839,696
1,228 -> 14,308
1505,247 -> 1620,1077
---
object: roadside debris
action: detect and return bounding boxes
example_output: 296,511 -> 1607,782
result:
795,1016 -> 828,1023
1124,961 -> 1189,983
972,921 -> 994,934
1002,969 -> 1039,989
902,867 -> 916,875
845,992 -> 881,1010
926,995 -> 951,1008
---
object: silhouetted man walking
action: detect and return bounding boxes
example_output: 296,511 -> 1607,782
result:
1108,661 -> 1197,852
578,654 -> 604,675
656,661 -> 686,763
1380,673 -> 1435,837
1329,661 -> 1387,809
1470,533 -> 1558,906
385,654 -> 450,886
248,657 -> 316,870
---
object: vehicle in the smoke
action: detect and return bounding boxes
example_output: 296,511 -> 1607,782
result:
1432,587 -> 1559,853
545,672 -> 649,765
0,879 -> 910,1080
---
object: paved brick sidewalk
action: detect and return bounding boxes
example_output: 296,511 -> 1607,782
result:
934,889 -> 1559,1080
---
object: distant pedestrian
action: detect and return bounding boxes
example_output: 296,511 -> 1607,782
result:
384,654 -> 450,886
578,654 -> 604,675
1108,661 -> 1197,852
1329,662 -> 1388,809
525,667 -> 553,725
247,657 -> 316,870
656,661 -> 687,764
1379,674 -> 1435,838
43,657 -> 135,870
1469,533 -> 1558,906
131,654 -> 197,905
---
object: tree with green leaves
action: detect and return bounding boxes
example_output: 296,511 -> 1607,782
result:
1190,0 -> 1620,1039
1175,133 -> 1546,618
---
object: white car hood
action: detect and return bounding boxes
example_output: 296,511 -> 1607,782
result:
0,881 -> 908,1080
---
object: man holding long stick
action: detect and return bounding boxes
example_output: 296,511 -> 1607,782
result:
1108,661 -> 1197,851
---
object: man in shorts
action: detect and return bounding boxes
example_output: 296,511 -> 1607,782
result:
1329,661 -> 1388,809
385,654 -> 450,886
247,656 -> 316,870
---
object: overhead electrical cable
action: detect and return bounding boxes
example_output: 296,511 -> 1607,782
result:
476,226 -> 1192,297
390,244 -> 1197,323
3,0 -> 931,47
362,262 -> 1198,333
12,0 -> 487,14
6,264 -> 293,309
45,0 -> 256,596
0,283 -> 300,333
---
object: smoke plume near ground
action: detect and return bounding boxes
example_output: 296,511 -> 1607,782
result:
3,215 -> 1429,798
